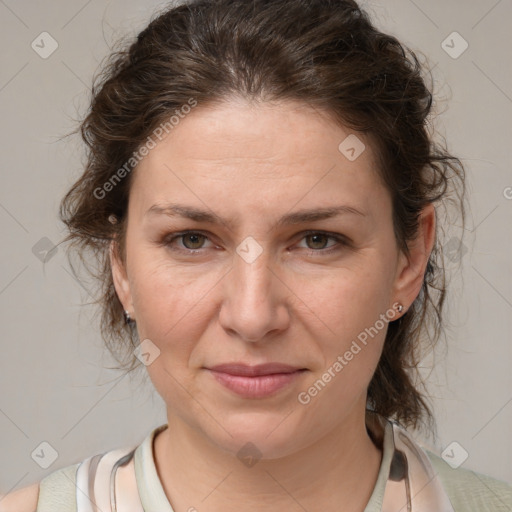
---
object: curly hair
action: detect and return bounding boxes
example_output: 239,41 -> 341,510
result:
59,0 -> 466,432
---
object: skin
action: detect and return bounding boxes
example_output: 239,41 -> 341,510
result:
111,98 -> 435,512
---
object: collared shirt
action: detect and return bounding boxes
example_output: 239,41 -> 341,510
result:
35,420 -> 512,511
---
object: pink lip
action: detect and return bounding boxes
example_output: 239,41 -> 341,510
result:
208,363 -> 305,376
206,363 -> 307,398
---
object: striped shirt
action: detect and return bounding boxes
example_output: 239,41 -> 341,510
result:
35,422 -> 512,511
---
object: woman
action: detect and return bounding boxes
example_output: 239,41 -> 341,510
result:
3,0 -> 511,510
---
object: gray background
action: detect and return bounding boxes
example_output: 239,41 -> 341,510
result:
1,0 -> 511,496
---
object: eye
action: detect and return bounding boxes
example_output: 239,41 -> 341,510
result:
164,231 -> 214,252
161,230 -> 349,256
180,232 -> 208,250
295,231 -> 348,254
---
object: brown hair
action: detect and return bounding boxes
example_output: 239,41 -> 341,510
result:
59,0 -> 466,432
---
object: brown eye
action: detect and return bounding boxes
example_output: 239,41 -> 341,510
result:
305,233 -> 330,250
181,233 -> 207,250
162,231 -> 214,253
295,231 -> 349,256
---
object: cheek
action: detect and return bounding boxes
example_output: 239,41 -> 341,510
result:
296,273 -> 389,414
127,258 -> 218,403
289,260 -> 393,398
289,258 -> 394,340
127,252 -> 225,344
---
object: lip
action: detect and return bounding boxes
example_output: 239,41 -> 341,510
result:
205,363 -> 308,399
208,363 -> 305,376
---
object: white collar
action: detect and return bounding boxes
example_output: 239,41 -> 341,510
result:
74,413 -> 454,511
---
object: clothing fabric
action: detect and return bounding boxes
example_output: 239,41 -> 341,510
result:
36,414 -> 512,511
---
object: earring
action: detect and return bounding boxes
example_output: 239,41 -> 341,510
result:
397,304 -> 404,313
123,310 -> 135,324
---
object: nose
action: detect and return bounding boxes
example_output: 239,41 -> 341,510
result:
218,246 -> 290,343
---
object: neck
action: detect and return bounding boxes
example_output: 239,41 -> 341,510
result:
153,409 -> 383,512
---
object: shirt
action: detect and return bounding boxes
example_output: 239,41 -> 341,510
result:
35,421 -> 512,511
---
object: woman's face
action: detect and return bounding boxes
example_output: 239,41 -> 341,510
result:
112,98 -> 430,457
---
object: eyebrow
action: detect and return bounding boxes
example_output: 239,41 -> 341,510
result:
146,203 -> 366,230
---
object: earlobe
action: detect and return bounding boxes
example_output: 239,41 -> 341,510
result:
392,203 -> 436,309
110,240 -> 133,313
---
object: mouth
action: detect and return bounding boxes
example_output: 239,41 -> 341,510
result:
207,362 -> 307,377
204,363 -> 308,398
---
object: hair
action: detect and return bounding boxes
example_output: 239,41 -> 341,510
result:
59,0 -> 466,433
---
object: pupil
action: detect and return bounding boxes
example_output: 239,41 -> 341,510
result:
185,234 -> 203,249
182,234 -> 328,250
309,234 -> 326,249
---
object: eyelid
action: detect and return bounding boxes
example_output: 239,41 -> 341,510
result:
163,230 -> 216,251
295,230 -> 351,254
162,229 -> 350,254
298,230 -> 351,245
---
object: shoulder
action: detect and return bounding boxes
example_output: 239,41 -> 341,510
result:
0,482 -> 40,512
35,462 -> 80,512
426,450 -> 512,511
0,462 -> 80,512
1,427 -> 158,512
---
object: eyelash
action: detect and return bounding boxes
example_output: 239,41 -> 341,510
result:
161,230 -> 350,256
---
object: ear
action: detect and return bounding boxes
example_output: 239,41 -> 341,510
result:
392,203 -> 436,311
110,239 -> 133,314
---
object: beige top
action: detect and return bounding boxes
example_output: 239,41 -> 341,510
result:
35,422 -> 512,511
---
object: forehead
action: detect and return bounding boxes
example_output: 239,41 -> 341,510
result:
142,99 -> 375,165
129,99 -> 388,223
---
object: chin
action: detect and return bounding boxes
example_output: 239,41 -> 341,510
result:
205,410 -> 305,461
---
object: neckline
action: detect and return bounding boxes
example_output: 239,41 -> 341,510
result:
134,423 -> 175,511
133,414 -> 395,512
